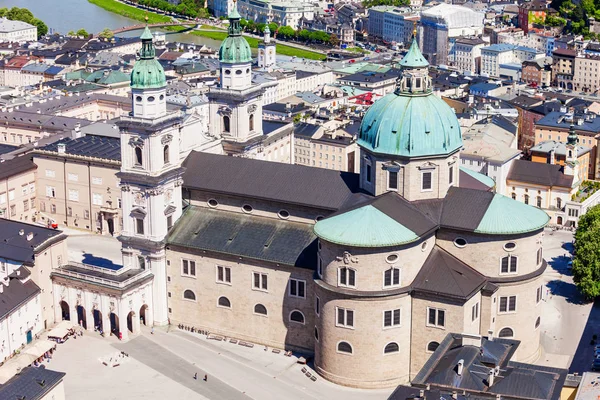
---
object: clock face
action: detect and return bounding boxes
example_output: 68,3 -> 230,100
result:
259,50 -> 264,55
269,48 -> 274,55
134,192 -> 144,205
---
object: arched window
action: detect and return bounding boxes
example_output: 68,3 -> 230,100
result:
289,310 -> 305,324
163,145 -> 169,165
314,327 -> 319,341
338,267 -> 356,287
501,255 -> 518,273
535,317 -> 541,329
383,267 -> 401,287
135,147 -> 143,166
254,304 -> 267,315
337,341 -> 353,354
183,290 -> 196,301
511,192 -> 516,200
556,197 -> 562,209
223,115 -> 230,133
384,342 -> 400,354
536,196 -> 542,208
498,327 -> 514,338
218,296 -> 231,308
427,341 -> 439,352
249,114 -> 254,131
524,194 -> 529,205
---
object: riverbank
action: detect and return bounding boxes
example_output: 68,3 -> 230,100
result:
88,0 -> 171,24
190,30 -> 326,60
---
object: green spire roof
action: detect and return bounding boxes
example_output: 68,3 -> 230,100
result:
475,194 -> 550,234
567,124 -> 577,146
130,25 -> 166,89
219,0 -> 252,64
399,38 -> 429,68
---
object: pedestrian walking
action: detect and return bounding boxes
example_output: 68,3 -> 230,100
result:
151,327 -> 154,335
194,372 -> 197,380
204,374 -> 207,382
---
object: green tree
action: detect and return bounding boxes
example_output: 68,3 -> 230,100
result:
329,33 -> 340,46
298,29 -> 310,42
267,22 -> 278,34
99,28 -> 114,39
76,29 -> 89,37
0,8 -> 7,18
257,23 -> 266,33
573,204 -> 600,299
246,19 -> 256,33
32,18 -> 47,37
278,25 -> 295,39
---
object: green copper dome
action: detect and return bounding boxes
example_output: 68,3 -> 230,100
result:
358,39 -> 462,158
131,26 -> 166,89
219,1 -> 252,64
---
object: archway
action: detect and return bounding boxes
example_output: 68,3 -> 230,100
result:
59,301 -> 70,321
93,309 -> 103,332
110,313 -> 120,336
140,304 -> 149,326
127,311 -> 136,334
557,216 -> 563,225
76,305 -> 87,329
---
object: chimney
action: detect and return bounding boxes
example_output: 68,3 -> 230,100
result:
286,102 -> 291,111
16,270 -> 20,276
26,232 -> 33,241
457,359 -> 465,376
550,149 -> 556,165
488,329 -> 494,341
18,229 -> 24,236
488,369 -> 495,386
0,284 -> 3,294
57,143 -> 66,154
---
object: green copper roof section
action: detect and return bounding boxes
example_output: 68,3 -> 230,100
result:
130,25 -> 166,89
358,92 -> 463,157
219,0 -> 252,63
475,194 -> 550,235
399,38 -> 429,68
459,166 -> 495,189
314,205 -> 419,247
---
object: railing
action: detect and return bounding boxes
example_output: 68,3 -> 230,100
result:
118,111 -> 181,126
53,268 -> 152,289
61,261 -> 121,275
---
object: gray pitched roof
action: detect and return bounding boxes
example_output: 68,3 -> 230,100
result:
39,135 -> 121,161
167,206 -> 317,268
0,219 -> 64,264
0,155 -> 37,181
440,187 -> 495,230
507,159 -> 574,188
182,152 -> 362,211
0,366 -> 66,399
412,246 -> 488,300
0,278 -> 40,320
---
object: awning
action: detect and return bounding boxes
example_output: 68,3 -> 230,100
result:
47,320 -> 74,339
23,340 -> 55,358
0,353 -> 38,384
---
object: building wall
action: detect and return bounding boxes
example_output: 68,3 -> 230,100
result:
573,56 -> 600,93
34,155 -> 122,235
166,247 -> 315,352
0,26 -> 37,43
0,291 -> 42,362
0,167 -> 36,223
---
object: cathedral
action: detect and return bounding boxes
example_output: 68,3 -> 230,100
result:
53,11 -> 550,390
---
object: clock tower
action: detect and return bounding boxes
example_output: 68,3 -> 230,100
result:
117,23 -> 184,326
258,25 -> 276,72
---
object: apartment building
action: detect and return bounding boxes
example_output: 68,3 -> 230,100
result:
0,156 -> 37,222
450,37 -> 486,74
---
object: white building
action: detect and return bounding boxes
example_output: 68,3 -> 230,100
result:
0,18 -> 37,43
238,0 -> 314,29
382,8 -> 415,46
450,37 -> 486,74
481,44 -> 544,77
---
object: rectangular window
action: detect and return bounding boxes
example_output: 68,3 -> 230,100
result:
84,210 -> 89,219
537,248 -> 543,264
0,193 -> 5,204
68,173 -> 78,181
45,169 -> 55,178
216,266 -> 231,283
289,279 -> 306,298
339,267 -> 356,288
45,186 -> 55,198
182,259 -> 196,277
21,186 -> 27,196
253,272 -> 268,291
499,295 -> 517,313
366,162 -> 372,183
471,302 -> 479,321
501,255 -> 518,273
536,286 -> 542,303
449,165 -> 454,185
388,170 -> 398,190
383,309 -> 401,328
30,198 -> 35,209
10,205 -> 15,216
317,256 -> 323,277
92,193 -> 103,206
315,296 -> 320,316
167,215 -> 173,230
384,267 -> 401,287
68,189 -> 79,202
336,307 -> 354,328
427,307 -> 445,327
29,184 -> 35,193
50,204 -> 56,214
92,177 -> 103,185
422,171 -> 432,191
135,218 -> 144,235
23,200 -> 29,212
67,207 -> 72,217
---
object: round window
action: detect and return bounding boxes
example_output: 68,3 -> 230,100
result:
236,69 -> 243,75
159,94 -> 164,100
246,68 -> 250,73
135,96 -> 142,102
421,241 -> 428,251
504,242 -> 517,251
242,204 -> 253,213
454,238 -> 467,248
207,198 -> 218,208
147,96 -> 155,102
386,254 -> 399,263
315,215 -> 324,222
278,209 -> 290,219
225,69 -> 231,75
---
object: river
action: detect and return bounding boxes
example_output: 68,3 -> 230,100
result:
0,0 -> 226,49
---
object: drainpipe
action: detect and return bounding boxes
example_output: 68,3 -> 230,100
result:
63,158 -> 68,225
88,162 -> 93,231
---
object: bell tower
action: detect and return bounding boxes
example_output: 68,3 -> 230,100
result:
564,124 -> 580,184
117,22 -> 184,326
258,25 -> 276,71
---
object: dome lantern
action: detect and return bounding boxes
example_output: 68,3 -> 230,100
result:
130,21 -> 166,90
218,0 -> 253,64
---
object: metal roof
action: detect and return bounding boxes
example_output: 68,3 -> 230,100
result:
0,155 -> 37,181
475,192 -> 551,234
507,159 -> 574,188
0,366 -> 66,400
460,166 -> 496,188
0,219 -> 63,264
40,135 -> 121,161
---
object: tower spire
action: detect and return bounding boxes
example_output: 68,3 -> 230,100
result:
567,124 -> 577,146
